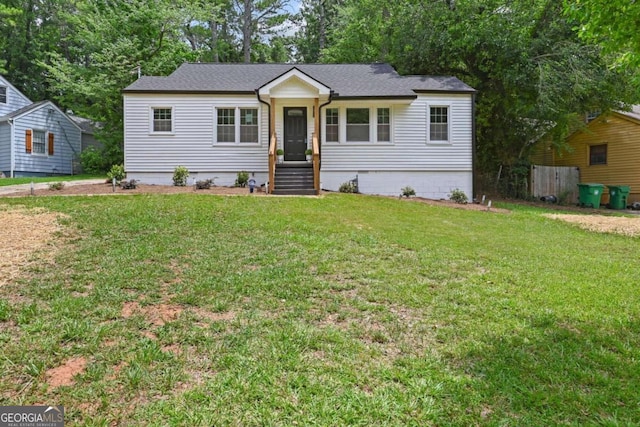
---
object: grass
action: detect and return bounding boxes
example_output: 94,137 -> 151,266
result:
0,174 -> 104,186
0,193 -> 639,426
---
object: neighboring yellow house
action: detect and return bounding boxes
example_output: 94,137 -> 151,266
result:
532,107 -> 640,204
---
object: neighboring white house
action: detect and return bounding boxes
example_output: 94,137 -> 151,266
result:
122,63 -> 475,198
0,75 -> 82,177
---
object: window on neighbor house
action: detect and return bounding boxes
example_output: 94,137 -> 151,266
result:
326,108 -> 339,142
0,86 -> 6,104
217,108 -> 235,142
429,106 -> 449,141
240,108 -> 258,143
589,144 -> 607,165
33,130 -> 46,154
377,108 -> 390,142
152,108 -> 172,132
346,108 -> 370,141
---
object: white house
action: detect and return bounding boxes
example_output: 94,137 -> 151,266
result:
122,63 -> 475,198
0,75 -> 82,177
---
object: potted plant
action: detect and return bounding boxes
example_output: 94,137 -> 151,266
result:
276,148 -> 284,163
305,148 -> 313,162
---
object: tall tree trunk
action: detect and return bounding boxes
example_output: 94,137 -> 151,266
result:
210,19 -> 219,62
318,0 -> 326,52
242,0 -> 252,63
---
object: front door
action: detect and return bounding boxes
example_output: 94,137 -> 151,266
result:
284,107 -> 307,161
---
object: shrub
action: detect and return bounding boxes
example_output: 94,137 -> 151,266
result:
48,182 -> 65,191
449,188 -> 468,204
401,186 -> 416,198
107,164 -> 126,183
276,148 -> 284,156
235,171 -> 249,187
173,166 -> 189,186
195,179 -> 214,190
305,149 -> 313,155
339,181 -> 357,193
79,147 -> 106,174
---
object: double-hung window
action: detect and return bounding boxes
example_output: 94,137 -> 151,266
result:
216,107 -> 259,144
33,130 -> 46,154
377,108 -> 390,142
346,108 -> 370,142
152,108 -> 172,133
240,108 -> 258,143
217,108 -> 235,143
429,106 -> 449,142
326,108 -> 339,142
0,86 -> 6,104
589,144 -> 607,165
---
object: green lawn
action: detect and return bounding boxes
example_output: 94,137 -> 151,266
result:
0,174 -> 104,186
0,194 -> 638,426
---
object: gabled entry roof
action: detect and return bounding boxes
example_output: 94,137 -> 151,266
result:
123,63 -> 475,98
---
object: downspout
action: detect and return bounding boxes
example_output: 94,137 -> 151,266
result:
8,118 -> 14,178
255,89 -> 271,139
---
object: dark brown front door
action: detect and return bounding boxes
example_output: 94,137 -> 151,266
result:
284,107 -> 307,161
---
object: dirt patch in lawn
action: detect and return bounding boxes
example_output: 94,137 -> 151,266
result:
46,356 -> 87,388
543,214 -> 640,236
402,197 -> 511,213
121,301 -> 183,326
0,206 -> 68,287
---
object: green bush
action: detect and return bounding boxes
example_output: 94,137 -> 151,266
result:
48,182 -> 65,191
401,186 -> 416,198
107,164 -> 126,183
449,188 -> 468,204
173,166 -> 189,186
235,171 -> 249,187
79,147 -> 106,173
339,181 -> 357,193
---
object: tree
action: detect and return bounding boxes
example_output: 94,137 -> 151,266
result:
564,0 -> 640,71
233,0 -> 290,63
292,0 -> 342,62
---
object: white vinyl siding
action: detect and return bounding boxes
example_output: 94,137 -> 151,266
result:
0,76 -> 31,117
321,94 -> 472,172
125,94 -> 265,174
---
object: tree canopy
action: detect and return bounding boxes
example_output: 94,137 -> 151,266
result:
0,0 -> 636,187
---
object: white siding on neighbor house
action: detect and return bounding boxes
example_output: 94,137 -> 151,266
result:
320,94 -> 473,172
13,106 -> 82,175
125,94 -> 268,185
0,76 -> 31,117
0,122 -> 10,173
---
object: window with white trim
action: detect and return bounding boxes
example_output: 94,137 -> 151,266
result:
33,130 -> 46,154
240,108 -> 258,143
346,108 -> 370,142
152,108 -> 172,132
429,106 -> 449,142
0,86 -> 6,104
217,108 -> 235,142
215,107 -> 260,144
326,108 -> 339,142
377,108 -> 390,142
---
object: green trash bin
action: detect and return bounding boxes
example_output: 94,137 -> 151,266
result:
607,185 -> 630,210
578,183 -> 604,208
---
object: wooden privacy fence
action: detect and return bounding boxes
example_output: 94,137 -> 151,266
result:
531,165 -> 580,203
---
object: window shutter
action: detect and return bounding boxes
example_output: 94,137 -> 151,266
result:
25,129 -> 32,153
48,133 -> 54,155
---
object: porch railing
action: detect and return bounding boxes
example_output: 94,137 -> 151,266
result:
268,133 -> 277,193
312,133 -> 320,195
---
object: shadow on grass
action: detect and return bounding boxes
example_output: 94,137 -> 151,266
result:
458,313 -> 640,424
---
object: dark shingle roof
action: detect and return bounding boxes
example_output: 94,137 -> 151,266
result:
123,63 -> 474,97
0,100 -> 49,121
